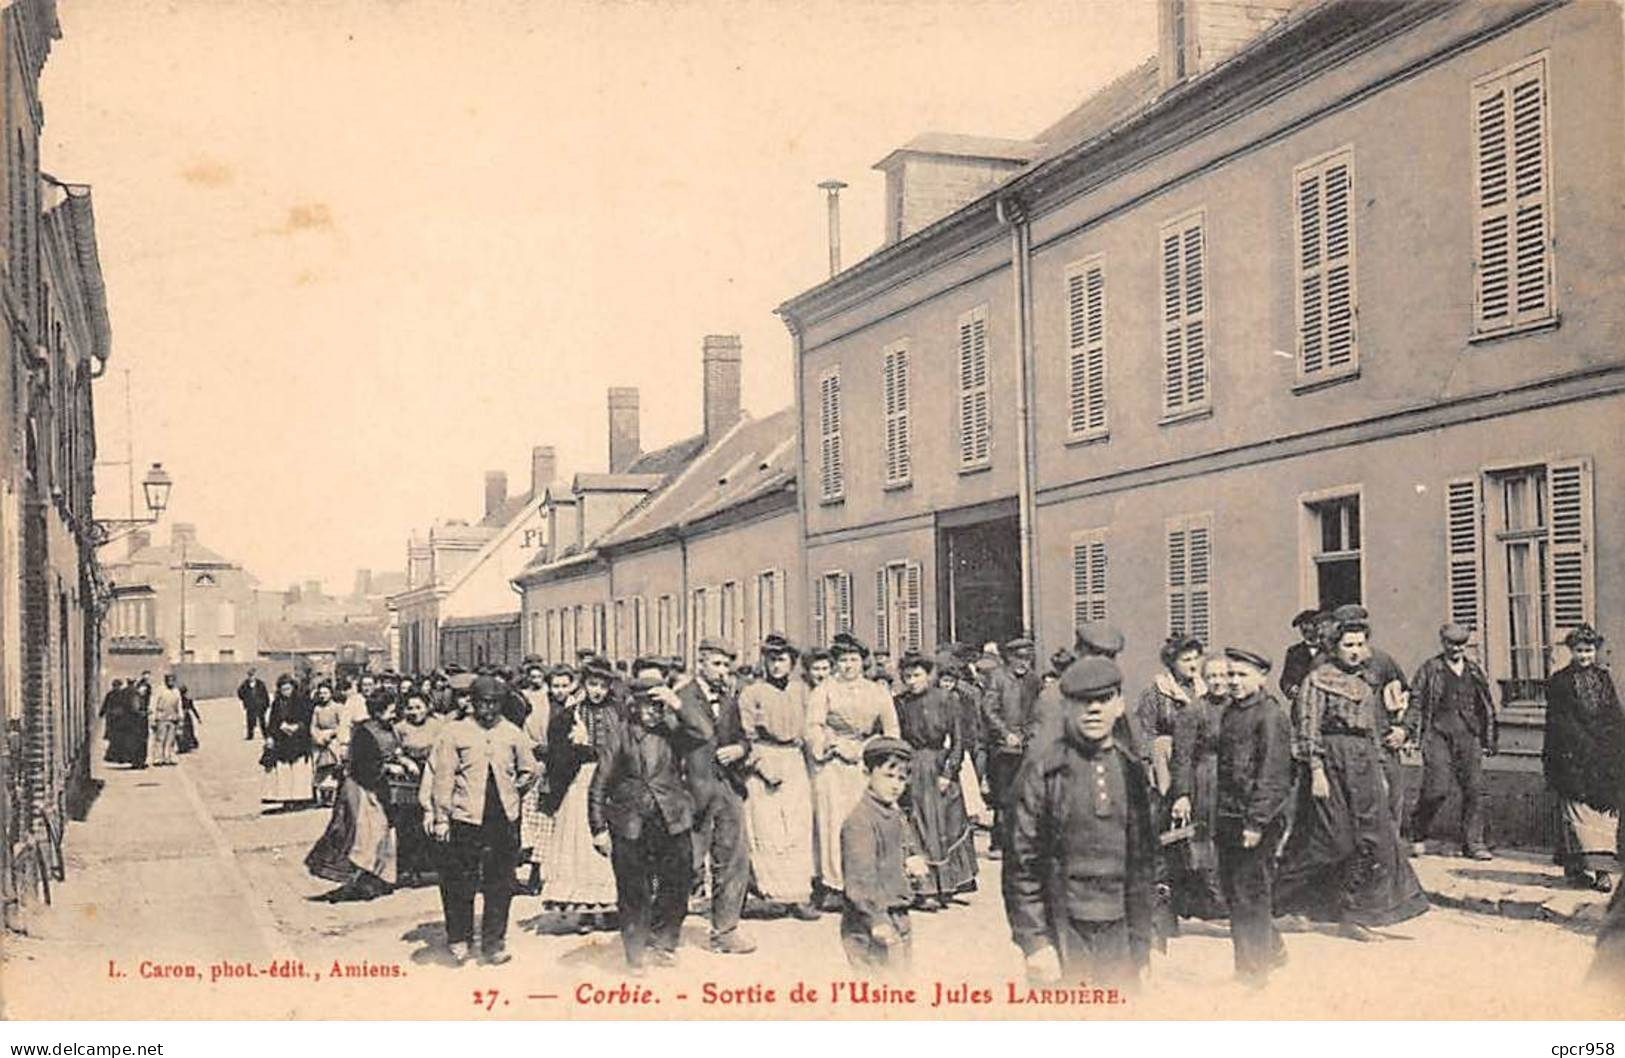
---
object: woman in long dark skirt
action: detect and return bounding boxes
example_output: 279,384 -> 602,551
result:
1544,624 -> 1624,893
262,675 -> 315,810
306,693 -> 402,901
893,652 -> 977,907
1167,655 -> 1231,921
391,693 -> 441,885
176,686 -> 201,754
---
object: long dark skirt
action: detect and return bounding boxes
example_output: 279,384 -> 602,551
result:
105,712 -> 148,767
305,778 -> 397,890
1276,734 -> 1428,928
1171,752 -> 1227,919
177,713 -> 199,754
904,748 -> 977,896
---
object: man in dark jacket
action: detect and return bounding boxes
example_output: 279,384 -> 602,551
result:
591,674 -> 704,973
675,636 -> 755,954
238,667 -> 270,740
1003,656 -> 1154,990
1406,624 -> 1497,859
1214,648 -> 1294,987
982,637 -> 1042,854
1279,610 -> 1322,704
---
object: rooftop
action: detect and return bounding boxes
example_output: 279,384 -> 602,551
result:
873,132 -> 1043,170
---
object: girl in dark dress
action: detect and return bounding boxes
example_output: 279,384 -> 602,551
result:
306,694 -> 403,900
893,653 -> 977,907
1544,624 -> 1624,893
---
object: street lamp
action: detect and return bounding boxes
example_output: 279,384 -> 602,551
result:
93,462 -> 174,548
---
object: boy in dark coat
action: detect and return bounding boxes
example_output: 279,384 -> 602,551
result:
1214,648 -> 1294,986
590,674 -> 705,973
1004,657 -> 1155,989
838,737 -> 928,971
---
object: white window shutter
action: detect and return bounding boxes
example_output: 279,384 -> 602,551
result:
904,560 -> 923,653
1474,58 -> 1553,334
773,568 -> 787,633
1323,159 -> 1355,370
812,574 -> 827,648
958,309 -> 990,467
1445,477 -> 1483,637
1297,169 -> 1324,375
1297,152 -> 1357,377
819,371 -> 844,500
883,345 -> 911,485
1548,458 -> 1594,643
1182,224 -> 1208,408
1167,522 -> 1188,637
1161,230 -> 1186,414
1187,515 -> 1213,646
1067,269 -> 1089,434
1067,258 -> 1108,438
874,567 -> 890,655
1071,530 -> 1108,637
836,572 -> 853,634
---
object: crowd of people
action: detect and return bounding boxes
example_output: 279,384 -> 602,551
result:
99,671 -> 202,769
100,602 -> 1622,988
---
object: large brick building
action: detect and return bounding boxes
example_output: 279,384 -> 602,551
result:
0,0 -> 116,930
777,0 -> 1622,845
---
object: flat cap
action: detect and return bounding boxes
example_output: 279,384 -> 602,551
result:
1003,636 -> 1036,654
628,674 -> 668,694
1439,623 -> 1471,645
471,674 -> 505,700
1332,603 -> 1370,625
1292,609 -> 1321,628
1224,647 -> 1272,673
1059,656 -> 1123,699
581,657 -> 616,682
861,736 -> 913,769
1074,621 -> 1125,658
698,635 -> 737,659
448,672 -> 476,691
631,655 -> 671,676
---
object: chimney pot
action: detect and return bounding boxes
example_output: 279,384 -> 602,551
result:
608,387 -> 641,473
484,471 -> 508,519
530,445 -> 557,498
702,334 -> 743,443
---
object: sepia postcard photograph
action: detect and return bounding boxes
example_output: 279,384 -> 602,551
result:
0,0 -> 1621,1028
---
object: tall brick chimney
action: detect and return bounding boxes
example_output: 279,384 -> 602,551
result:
171,523 -> 197,549
608,388 -> 641,474
530,445 -> 556,498
484,471 -> 507,518
702,334 -> 743,444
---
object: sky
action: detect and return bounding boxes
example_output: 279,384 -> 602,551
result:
47,0 -> 1157,592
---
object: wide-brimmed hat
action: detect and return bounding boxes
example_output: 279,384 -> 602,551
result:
1565,623 -> 1605,648
761,632 -> 800,660
830,632 -> 869,659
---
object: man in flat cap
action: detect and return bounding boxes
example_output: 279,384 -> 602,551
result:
1280,610 -> 1323,704
839,737 -> 929,971
981,636 -> 1043,857
675,636 -> 755,954
1212,648 -> 1294,986
1004,657 -> 1155,989
1405,624 -> 1497,859
428,673 -> 540,965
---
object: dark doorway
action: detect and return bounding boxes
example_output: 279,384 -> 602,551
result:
939,514 -> 1022,649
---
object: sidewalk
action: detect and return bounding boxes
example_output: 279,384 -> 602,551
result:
1411,845 -> 1611,931
2,699 -> 289,968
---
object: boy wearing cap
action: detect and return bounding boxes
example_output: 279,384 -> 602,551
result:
1004,657 -> 1155,989
1212,649 -> 1293,985
839,737 -> 929,970
590,674 -> 705,972
1407,624 -> 1497,859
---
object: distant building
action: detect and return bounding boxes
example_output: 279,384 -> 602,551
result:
515,336 -> 804,667
101,523 -> 262,680
257,617 -> 390,678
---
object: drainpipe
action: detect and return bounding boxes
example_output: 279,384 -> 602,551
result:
677,526 -> 691,667
995,195 -> 1041,647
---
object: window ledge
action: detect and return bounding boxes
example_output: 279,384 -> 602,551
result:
957,463 -> 992,477
818,495 -> 845,508
1292,368 -> 1360,395
882,479 -> 913,493
1158,406 -> 1213,427
1468,315 -> 1560,346
1064,431 -> 1110,449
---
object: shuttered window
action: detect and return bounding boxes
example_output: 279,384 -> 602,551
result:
882,342 -> 912,486
632,596 -> 646,657
957,305 -> 991,469
1446,477 -> 1483,637
876,560 -> 925,656
813,570 -> 853,648
755,568 -> 786,640
1548,458 -> 1593,642
1472,55 -> 1554,335
818,369 -> 844,501
1071,530 -> 1108,637
1159,212 -> 1209,416
1295,149 -> 1357,380
1166,513 -> 1213,645
1066,256 -> 1108,439
874,568 -> 889,655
